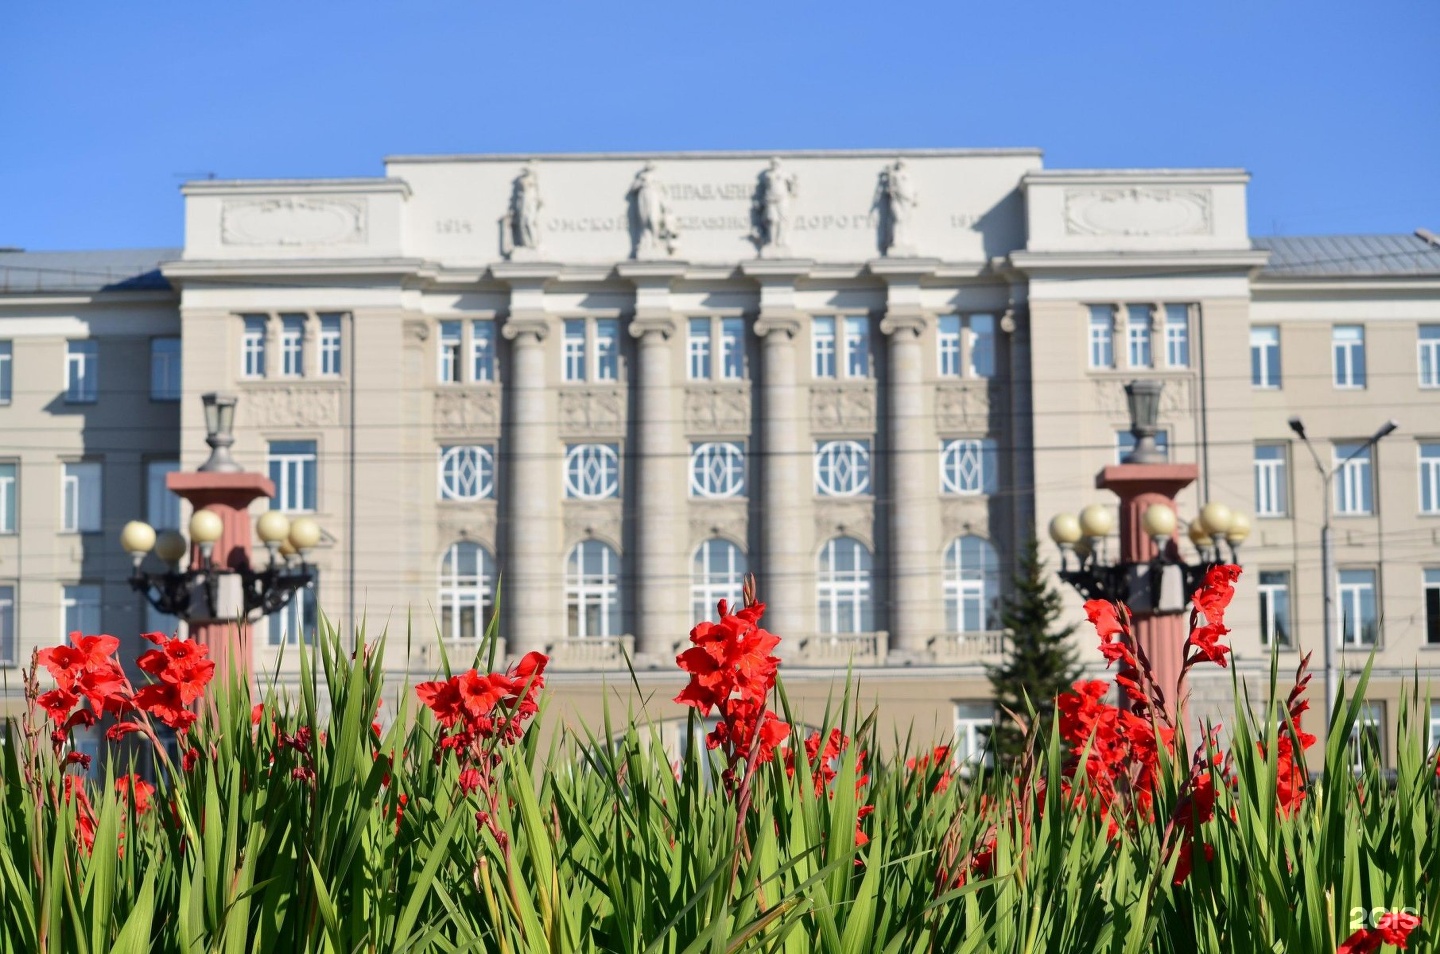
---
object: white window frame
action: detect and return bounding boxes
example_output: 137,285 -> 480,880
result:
944,535 -> 999,633
1332,325 -> 1366,389
565,444 -> 620,500
1164,304 -> 1191,368
1253,444 -> 1289,517
562,319 -> 587,382
566,540 -> 620,639
953,702 -> 994,769
62,584 -> 101,639
1419,443 -> 1440,515
280,314 -> 306,377
843,316 -> 871,378
1338,568 -> 1378,647
319,315 -> 343,377
438,542 -> 494,642
594,319 -> 619,381
1428,700 -> 1440,756
150,337 -> 181,401
1088,306 -> 1115,369
814,440 -> 871,497
720,318 -> 745,380
1348,701 -> 1385,772
146,460 -> 180,530
691,540 -> 747,622
0,340 -> 11,403
967,314 -> 996,379
1258,569 -> 1292,648
1126,305 -> 1153,369
438,321 -> 462,384
1334,443 -> 1373,515
812,316 -> 837,378
938,315 -> 962,377
267,441 -> 317,513
61,462 -> 101,533
940,438 -> 995,496
816,537 -> 873,635
687,318 -> 712,380
241,316 -> 267,379
65,340 -> 98,403
1419,325 -> 1440,389
689,442 -> 746,499
1250,325 -> 1281,388
468,320 -> 495,382
0,585 -> 15,666
0,463 -> 15,534
438,445 -> 496,501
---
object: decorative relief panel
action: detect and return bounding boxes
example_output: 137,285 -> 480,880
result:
809,385 -> 876,433
434,389 -> 501,435
687,502 -> 749,548
684,385 -> 751,435
935,383 -> 994,432
1092,377 -> 1193,419
221,197 -> 368,247
1064,188 -> 1212,238
813,500 -> 875,548
562,503 -> 623,551
940,500 -> 990,542
437,506 -> 498,552
559,388 -> 625,437
240,386 -> 342,428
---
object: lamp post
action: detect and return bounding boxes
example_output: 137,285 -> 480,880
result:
121,392 -> 321,688
1287,415 -> 1398,718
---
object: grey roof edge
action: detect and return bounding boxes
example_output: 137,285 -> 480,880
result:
181,177 -> 411,195
1253,233 -> 1440,277
0,247 -> 181,295
384,147 -> 1046,164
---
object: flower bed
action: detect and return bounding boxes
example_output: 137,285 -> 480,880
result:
0,568 -> 1435,952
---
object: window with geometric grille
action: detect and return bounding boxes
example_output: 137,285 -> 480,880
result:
438,542 -> 494,642
689,442 -> 745,499
691,540 -> 747,622
814,440 -> 871,497
940,438 -> 997,495
565,444 -> 620,500
438,446 -> 496,501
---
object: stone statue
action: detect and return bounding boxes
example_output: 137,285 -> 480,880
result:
627,161 -> 678,258
501,164 -> 542,259
875,159 -> 919,256
753,157 -> 799,256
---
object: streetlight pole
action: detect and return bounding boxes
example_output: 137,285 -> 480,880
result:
1287,416 -> 1398,719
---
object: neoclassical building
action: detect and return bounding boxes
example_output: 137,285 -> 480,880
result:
2,149 -> 1438,764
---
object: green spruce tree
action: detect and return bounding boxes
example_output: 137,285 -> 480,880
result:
987,536 -> 1080,763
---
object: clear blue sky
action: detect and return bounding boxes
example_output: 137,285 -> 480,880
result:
2,0 -> 1435,251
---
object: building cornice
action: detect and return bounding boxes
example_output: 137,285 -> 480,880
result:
0,289 -> 177,308
161,257 -> 426,284
1021,168 -> 1250,187
181,177 -> 412,197
386,147 -> 1045,165
1009,249 -> 1270,274
1251,276 -> 1440,294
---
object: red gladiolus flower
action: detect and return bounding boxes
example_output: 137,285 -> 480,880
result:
137,632 -> 215,705
182,748 -> 202,772
37,688 -> 79,724
1337,912 -> 1422,953
115,774 -> 155,814
63,776 -> 97,853
106,721 -> 145,742
132,683 -> 198,732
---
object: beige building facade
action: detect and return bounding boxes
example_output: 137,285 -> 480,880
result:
2,149 -> 1438,765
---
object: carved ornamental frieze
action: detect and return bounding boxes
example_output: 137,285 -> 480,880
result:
434,388 -> 501,436
813,500 -> 875,548
684,385 -> 750,435
559,388 -> 625,438
1063,188 -> 1212,238
809,384 -> 876,433
221,197 -> 368,247
239,385 -> 342,428
940,500 -> 990,542
935,382 -> 994,432
1092,377 -> 1192,419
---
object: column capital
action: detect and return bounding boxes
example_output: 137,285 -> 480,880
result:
502,315 -> 550,343
754,312 -> 804,339
879,310 -> 928,338
629,315 -> 677,340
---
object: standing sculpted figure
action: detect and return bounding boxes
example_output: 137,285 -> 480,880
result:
501,164 -> 542,259
628,161 -> 679,258
875,159 -> 919,255
754,157 -> 799,256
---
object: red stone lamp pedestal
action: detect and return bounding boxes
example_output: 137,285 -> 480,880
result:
166,471 -> 274,690
1095,463 -> 1198,720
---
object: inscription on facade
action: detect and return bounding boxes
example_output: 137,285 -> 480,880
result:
241,386 -> 342,427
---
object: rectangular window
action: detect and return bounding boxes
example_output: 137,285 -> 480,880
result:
813,317 -> 836,378
319,314 -> 343,377
1418,325 -> 1440,388
0,340 -> 11,403
1116,429 -> 1170,464
844,317 -> 871,377
280,314 -> 305,376
438,321 -> 462,383
938,315 -> 962,377
1258,570 -> 1292,648
1334,443 -> 1374,515
687,318 -> 712,380
1126,305 -> 1153,368
1348,701 -> 1385,772
241,315 -> 267,378
1164,304 -> 1191,368
1333,324 -> 1366,388
65,340 -> 98,403
146,460 -> 180,530
1253,444 -> 1289,517
1251,325 -> 1281,388
563,319 -> 586,382
968,314 -> 995,378
1420,443 -> 1440,514
150,337 -> 181,401
720,318 -> 744,380
594,319 -> 619,381
470,320 -> 495,382
0,463 -> 14,534
0,585 -> 13,666
62,584 -> 101,638
1338,569 -> 1378,647
1424,568 -> 1440,645
1088,306 -> 1115,369
61,462 -> 101,533
953,702 -> 994,769
267,441 -> 317,513
1429,701 -> 1440,756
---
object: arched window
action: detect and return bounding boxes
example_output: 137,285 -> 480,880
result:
944,535 -> 1000,633
691,540 -> 747,621
438,445 -> 496,500
567,540 -> 620,638
565,444 -> 621,500
816,537 -> 873,634
814,440 -> 871,496
689,442 -> 746,498
438,542 -> 495,641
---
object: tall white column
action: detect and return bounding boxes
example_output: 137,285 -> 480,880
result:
619,262 -> 687,661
